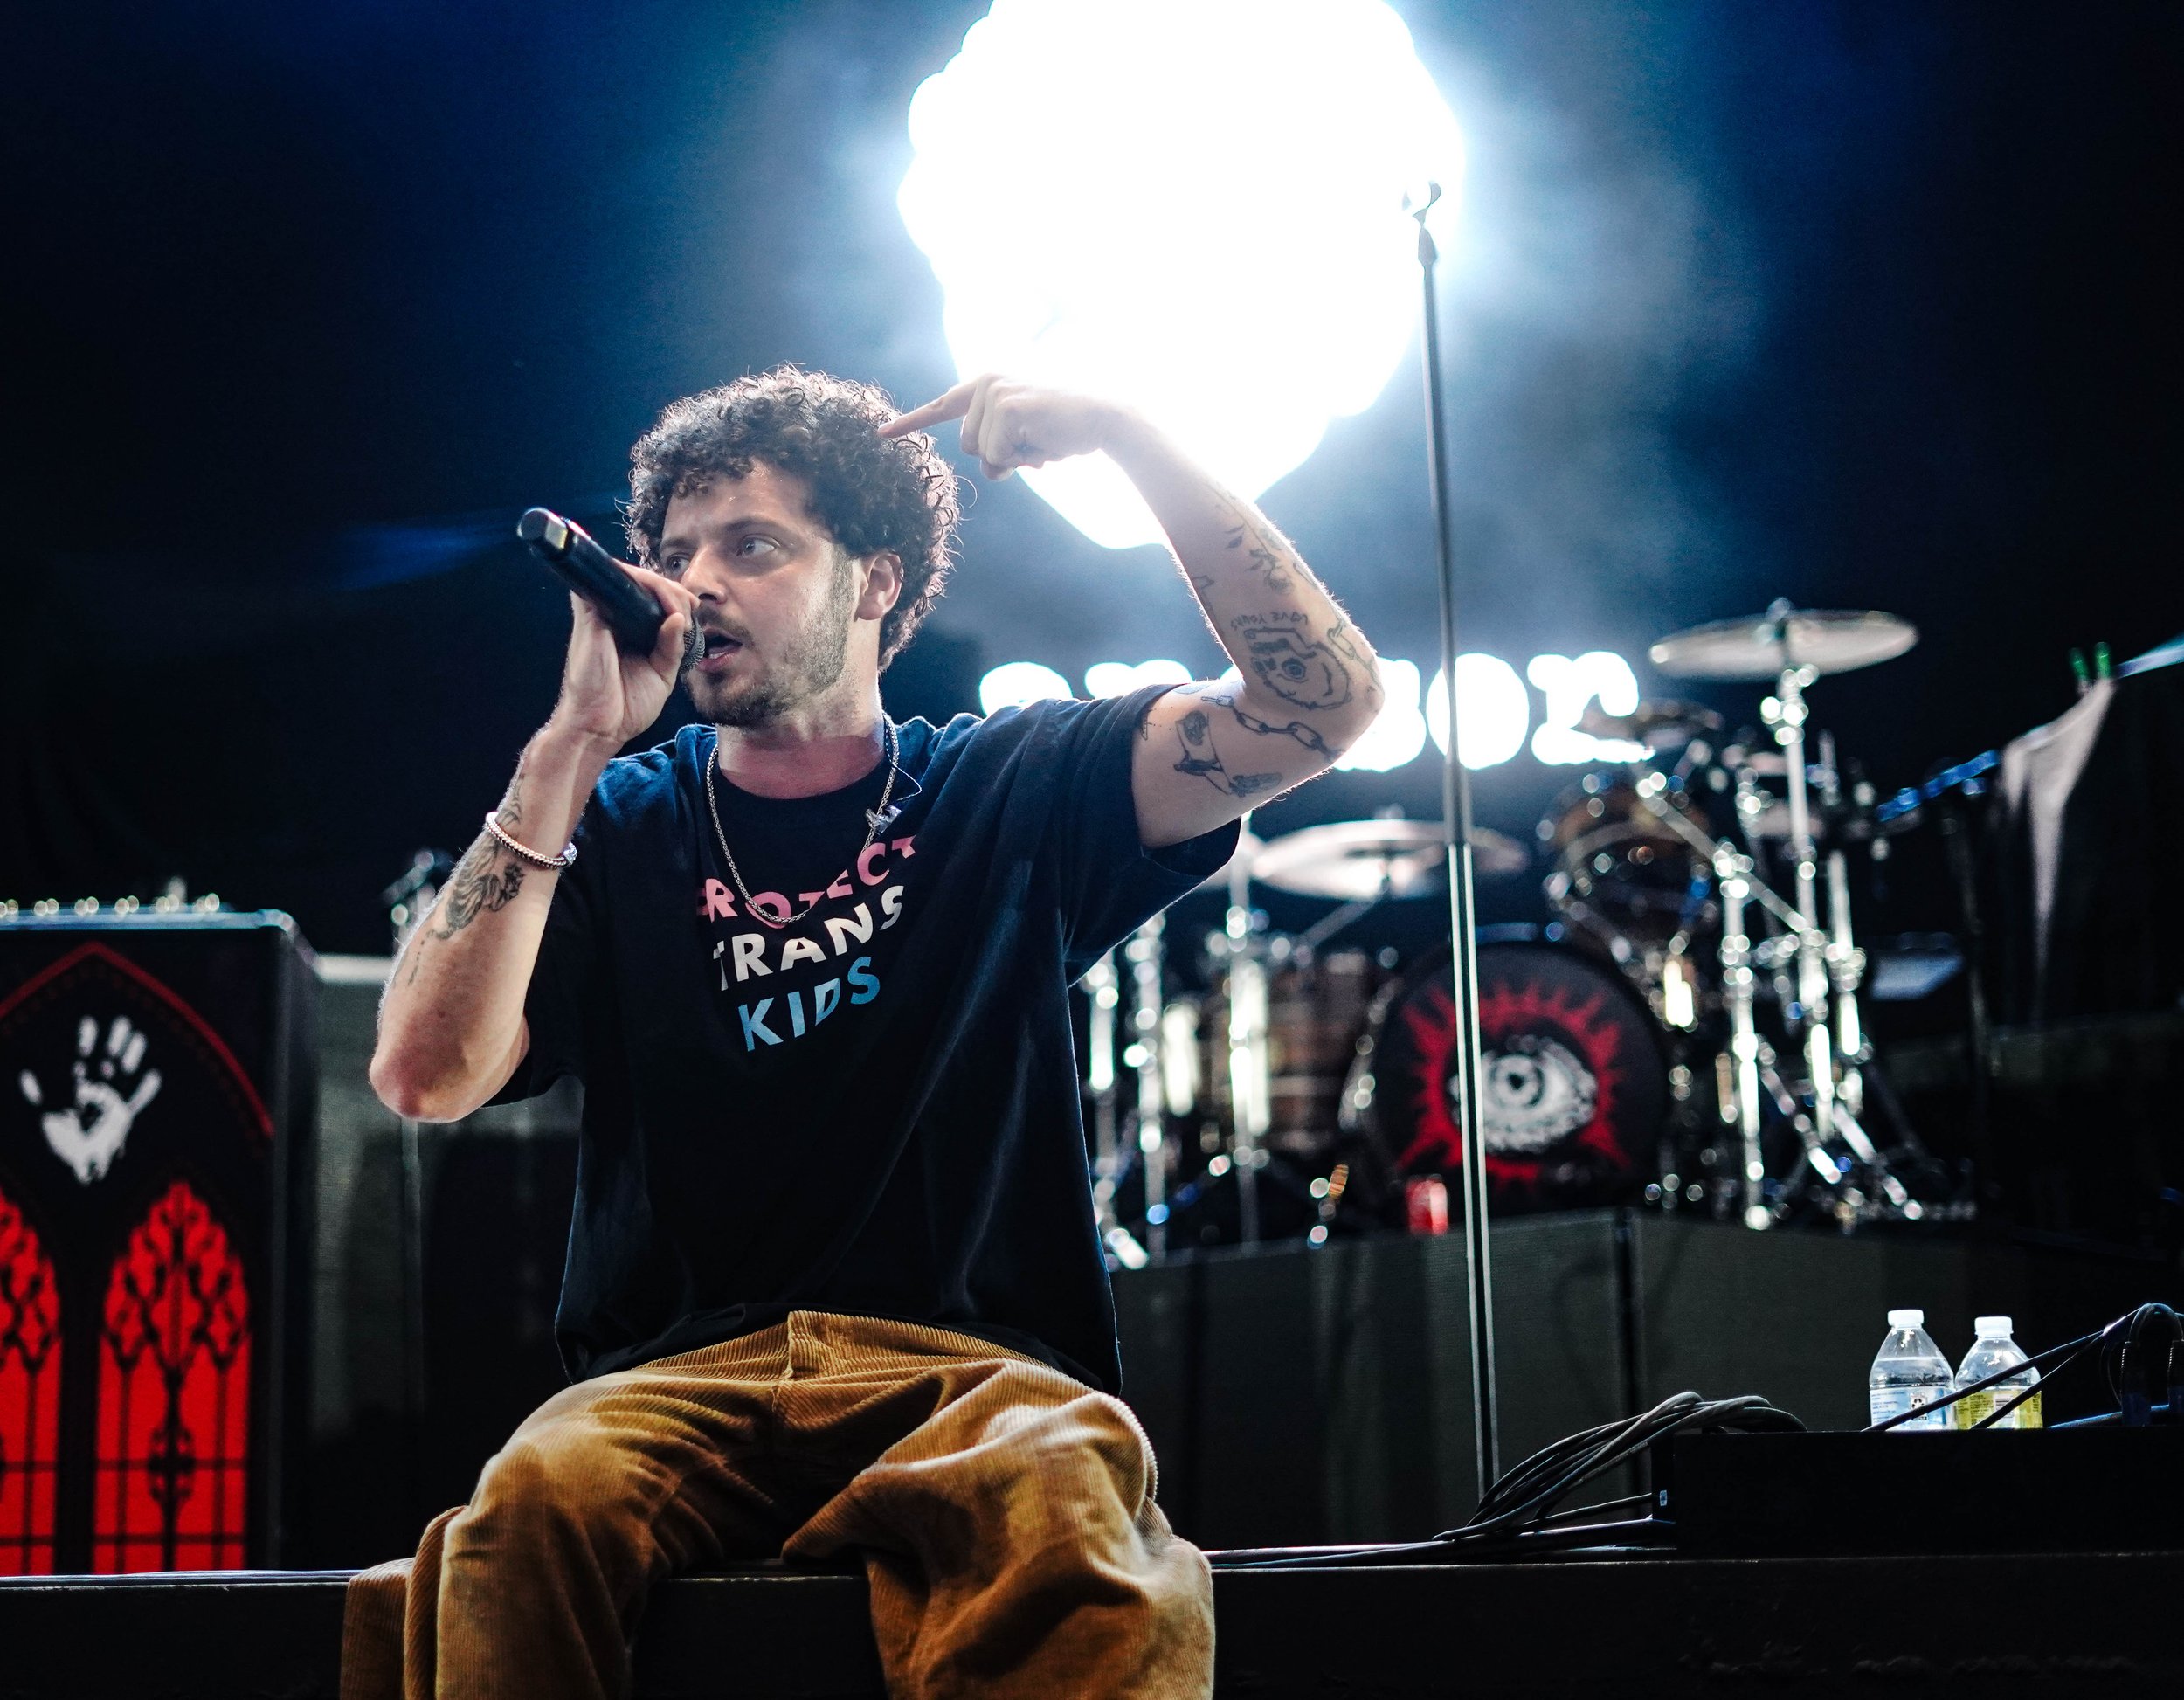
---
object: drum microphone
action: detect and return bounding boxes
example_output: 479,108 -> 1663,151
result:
517,507 -> 702,668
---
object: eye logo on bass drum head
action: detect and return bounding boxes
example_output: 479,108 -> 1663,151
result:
1370,942 -> 1669,1211
1479,1032 -> 1598,1153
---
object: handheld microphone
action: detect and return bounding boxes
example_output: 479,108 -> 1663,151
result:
517,507 -> 700,667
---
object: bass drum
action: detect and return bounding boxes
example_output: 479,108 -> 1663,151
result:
1350,941 -> 1670,1213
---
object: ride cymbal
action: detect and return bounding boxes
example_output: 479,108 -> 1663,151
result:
1649,605 -> 1916,681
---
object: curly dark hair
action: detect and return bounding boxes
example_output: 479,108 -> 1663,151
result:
623,366 -> 962,667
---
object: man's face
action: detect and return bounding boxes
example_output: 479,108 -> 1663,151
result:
658,464 -> 863,729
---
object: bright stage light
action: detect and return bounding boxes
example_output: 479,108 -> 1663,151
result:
1426,654 -> 1529,770
1525,651 -> 1645,764
1334,658 -> 1426,772
978,660 -> 1074,714
898,0 -> 1463,549
1084,659 -> 1192,699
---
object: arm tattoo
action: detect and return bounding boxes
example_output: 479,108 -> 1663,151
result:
1222,515 -> 1295,593
1241,626 -> 1352,711
402,759 -> 537,982
1203,501 -> 1375,716
1206,688 -> 1338,761
1172,708 -> 1283,799
404,834 -> 529,985
1325,618 -> 1381,710
431,838 -> 526,942
439,758 -> 534,938
498,758 -> 528,831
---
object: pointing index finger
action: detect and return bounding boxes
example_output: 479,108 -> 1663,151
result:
879,377 -> 978,439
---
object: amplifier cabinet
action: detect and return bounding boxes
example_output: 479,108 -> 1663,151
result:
0,914 -> 314,1573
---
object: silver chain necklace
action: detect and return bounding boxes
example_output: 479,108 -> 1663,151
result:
703,721 -> 902,932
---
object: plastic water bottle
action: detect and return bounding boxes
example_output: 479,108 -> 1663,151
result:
1869,1308 -> 1954,1430
1952,1316 -> 2043,1429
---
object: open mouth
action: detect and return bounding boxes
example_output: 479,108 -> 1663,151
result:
697,631 -> 746,668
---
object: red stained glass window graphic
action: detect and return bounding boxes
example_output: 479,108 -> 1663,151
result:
94,1179 -> 251,1572
0,1186 -> 63,1575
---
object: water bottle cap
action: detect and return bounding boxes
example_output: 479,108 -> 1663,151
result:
1887,1308 -> 1924,1328
1975,1316 -> 2013,1337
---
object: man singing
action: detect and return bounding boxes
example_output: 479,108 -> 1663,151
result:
349,367 -> 1385,1699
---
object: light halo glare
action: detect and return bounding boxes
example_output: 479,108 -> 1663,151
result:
1084,659 -> 1193,699
978,660 -> 1075,715
899,0 -> 1464,549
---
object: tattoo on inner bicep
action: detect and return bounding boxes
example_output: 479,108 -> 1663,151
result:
1189,687 -> 1336,761
1171,708 -> 1283,800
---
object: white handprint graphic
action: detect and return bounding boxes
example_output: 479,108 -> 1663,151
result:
18,1013 -> 162,1185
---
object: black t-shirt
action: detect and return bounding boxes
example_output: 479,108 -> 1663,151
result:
492,684 -> 1235,1393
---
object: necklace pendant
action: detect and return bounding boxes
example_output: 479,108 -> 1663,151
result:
867,804 -> 901,834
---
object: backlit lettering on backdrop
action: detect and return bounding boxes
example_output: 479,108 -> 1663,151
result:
977,653 -> 1651,770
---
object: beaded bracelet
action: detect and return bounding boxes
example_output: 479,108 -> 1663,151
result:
484,810 -> 578,871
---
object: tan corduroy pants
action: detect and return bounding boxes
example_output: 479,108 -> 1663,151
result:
340,1310 -> 1213,1700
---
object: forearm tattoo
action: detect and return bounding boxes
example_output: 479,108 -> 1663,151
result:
1222,514 -> 1296,593
404,762 -> 533,981
430,839 -> 526,942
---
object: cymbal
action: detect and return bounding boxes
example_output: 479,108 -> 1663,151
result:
1649,605 -> 1917,681
1251,819 -> 1528,900
1576,696 -> 1724,743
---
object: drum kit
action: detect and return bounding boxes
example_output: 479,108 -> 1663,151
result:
1084,601 -> 1961,1265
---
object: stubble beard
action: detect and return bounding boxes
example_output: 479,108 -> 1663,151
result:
686,553 -> 858,729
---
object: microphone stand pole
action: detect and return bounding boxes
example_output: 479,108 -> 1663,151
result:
1411,183 -> 1500,1498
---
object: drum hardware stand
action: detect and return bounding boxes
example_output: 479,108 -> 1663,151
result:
1125,917 -> 1172,1260
1812,802 -> 1932,1220
1759,638 -> 1840,1157
1714,844 -> 1771,1229
1220,839 -> 1269,1247
1762,657 -> 1924,1219
1412,180 -> 1499,1493
1724,881 -> 1907,1228
1628,766 -> 1919,1227
1655,932 -> 1703,1032
1292,887 -> 1384,957
1082,950 -> 1149,1269
1289,847 -> 1416,959
1826,845 -> 1866,1118
1813,734 -> 1871,1121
